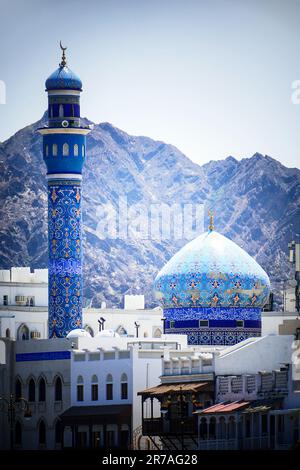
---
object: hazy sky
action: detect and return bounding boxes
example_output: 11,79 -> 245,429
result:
0,0 -> 300,168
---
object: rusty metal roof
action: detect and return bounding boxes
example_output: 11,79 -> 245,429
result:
195,401 -> 250,414
138,382 -> 213,397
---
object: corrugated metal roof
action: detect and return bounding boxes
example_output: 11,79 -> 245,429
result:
195,401 -> 250,414
138,382 -> 213,396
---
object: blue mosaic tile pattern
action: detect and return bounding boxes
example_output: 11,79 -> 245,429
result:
48,180 -> 83,338
164,306 -> 261,320
154,230 -> 270,309
155,230 -> 270,345
164,327 -> 261,346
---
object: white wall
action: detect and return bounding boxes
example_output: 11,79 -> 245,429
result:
262,311 -> 298,336
215,335 -> 294,376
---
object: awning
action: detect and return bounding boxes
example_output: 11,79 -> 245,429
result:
60,405 -> 132,425
194,401 -> 250,414
138,382 -> 213,397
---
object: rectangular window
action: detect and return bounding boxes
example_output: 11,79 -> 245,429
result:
121,382 -> 128,400
3,295 -> 8,306
199,320 -> 209,327
170,320 -> 175,328
106,383 -> 113,400
91,384 -> 98,401
236,320 -> 244,328
77,384 -> 84,401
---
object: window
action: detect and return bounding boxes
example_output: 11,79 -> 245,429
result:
77,375 -> 84,401
199,320 -> 209,327
38,420 -> 46,446
74,144 -> 79,157
54,376 -> 62,401
236,320 -> 244,328
52,144 -> 58,157
170,320 -> 175,328
91,375 -> 98,401
15,379 -> 22,401
38,378 -> 46,402
106,430 -> 115,447
45,145 -> 49,157
28,378 -> 35,402
59,104 -> 64,118
55,420 -> 62,445
82,145 -> 85,157
3,295 -> 8,305
18,324 -> 29,341
121,373 -> 128,400
106,374 -> 113,400
5,328 -> 10,338
15,421 -> 22,446
63,143 -> 69,156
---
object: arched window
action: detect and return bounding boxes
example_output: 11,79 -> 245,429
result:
30,297 -> 35,307
154,328 -> 162,338
143,332 -> 148,338
71,104 -> 75,117
77,375 -> 84,401
121,373 -> 128,400
63,143 -> 69,156
106,374 -> 113,401
74,144 -> 79,157
5,328 -> 10,338
82,145 -> 85,157
91,374 -> 98,401
38,377 -> 46,402
54,376 -> 62,401
28,378 -> 35,402
55,420 -> 62,445
45,145 -> 49,157
15,421 -> 22,446
18,324 -> 29,341
15,378 -> 22,401
59,104 -> 64,118
38,420 -> 46,446
52,144 -> 58,157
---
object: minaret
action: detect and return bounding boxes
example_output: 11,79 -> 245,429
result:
38,43 -> 90,338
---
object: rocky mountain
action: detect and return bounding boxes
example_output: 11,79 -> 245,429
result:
0,115 -> 299,308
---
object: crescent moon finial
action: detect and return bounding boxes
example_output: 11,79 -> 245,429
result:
59,40 -> 67,67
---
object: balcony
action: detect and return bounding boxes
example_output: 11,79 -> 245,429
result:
142,417 -> 197,436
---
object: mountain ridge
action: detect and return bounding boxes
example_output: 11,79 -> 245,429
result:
0,115 -> 299,308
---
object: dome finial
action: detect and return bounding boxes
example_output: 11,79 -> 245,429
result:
208,209 -> 214,231
59,41 -> 67,67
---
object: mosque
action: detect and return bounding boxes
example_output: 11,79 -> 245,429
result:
155,213 -> 271,346
0,44 -> 299,451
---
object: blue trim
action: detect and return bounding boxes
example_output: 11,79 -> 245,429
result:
166,319 -> 261,329
164,306 -> 261,320
16,351 -> 71,362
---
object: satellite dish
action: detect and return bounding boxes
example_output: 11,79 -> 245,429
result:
61,120 -> 69,128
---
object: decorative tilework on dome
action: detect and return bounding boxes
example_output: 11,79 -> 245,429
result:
154,230 -> 270,310
45,66 -> 82,91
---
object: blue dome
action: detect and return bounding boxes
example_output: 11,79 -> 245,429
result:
45,65 -> 82,91
154,230 -> 270,309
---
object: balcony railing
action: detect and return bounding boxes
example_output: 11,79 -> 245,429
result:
142,417 -> 197,436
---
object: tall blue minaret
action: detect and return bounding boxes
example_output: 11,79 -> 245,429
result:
38,43 -> 90,338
